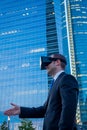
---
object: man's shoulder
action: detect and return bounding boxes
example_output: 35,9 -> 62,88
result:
57,72 -> 78,83
65,73 -> 77,80
62,73 -> 78,86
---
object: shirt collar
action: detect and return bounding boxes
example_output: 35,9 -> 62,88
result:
54,70 -> 64,81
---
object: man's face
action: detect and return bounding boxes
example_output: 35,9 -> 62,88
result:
45,60 -> 57,76
45,54 -> 62,76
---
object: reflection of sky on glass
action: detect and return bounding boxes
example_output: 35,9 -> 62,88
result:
0,0 -> 48,117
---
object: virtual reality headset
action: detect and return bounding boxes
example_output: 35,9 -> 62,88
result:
40,56 -> 67,70
40,56 -> 59,70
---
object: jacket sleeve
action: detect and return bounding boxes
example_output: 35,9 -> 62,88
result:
19,100 -> 48,118
58,75 -> 79,130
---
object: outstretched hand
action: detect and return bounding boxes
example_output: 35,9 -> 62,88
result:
4,103 -> 20,116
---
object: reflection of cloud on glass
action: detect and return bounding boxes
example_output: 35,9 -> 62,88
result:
0,30 -> 21,36
13,90 -> 48,96
28,48 -> 45,53
0,66 -> 8,71
21,63 -> 30,68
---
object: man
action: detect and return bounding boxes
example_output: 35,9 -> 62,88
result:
4,54 -> 79,130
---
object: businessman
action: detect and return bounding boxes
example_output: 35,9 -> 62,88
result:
4,53 -> 79,130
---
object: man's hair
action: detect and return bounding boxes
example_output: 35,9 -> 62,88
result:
50,53 -> 67,69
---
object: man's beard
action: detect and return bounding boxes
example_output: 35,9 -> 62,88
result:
47,68 -> 56,76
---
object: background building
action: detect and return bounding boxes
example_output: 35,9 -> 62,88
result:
60,0 -> 87,125
0,0 -> 62,129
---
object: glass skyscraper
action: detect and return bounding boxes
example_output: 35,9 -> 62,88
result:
60,0 -> 87,125
0,0 -> 62,129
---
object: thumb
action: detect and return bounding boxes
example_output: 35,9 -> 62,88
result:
10,103 -> 18,107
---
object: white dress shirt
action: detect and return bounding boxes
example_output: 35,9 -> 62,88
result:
54,70 -> 64,81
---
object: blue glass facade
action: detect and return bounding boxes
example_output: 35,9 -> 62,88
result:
70,0 -> 87,124
61,0 -> 87,124
0,0 -> 61,128
0,0 -> 48,125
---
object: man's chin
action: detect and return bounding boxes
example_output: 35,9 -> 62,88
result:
47,71 -> 52,76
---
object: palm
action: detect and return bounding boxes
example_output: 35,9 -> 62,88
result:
4,103 -> 20,116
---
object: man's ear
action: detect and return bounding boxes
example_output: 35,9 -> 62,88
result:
56,59 -> 61,66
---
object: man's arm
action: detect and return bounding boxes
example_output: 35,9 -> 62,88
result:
58,75 -> 79,130
4,100 -> 48,118
19,100 -> 48,118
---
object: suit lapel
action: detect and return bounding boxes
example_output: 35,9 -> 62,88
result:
55,72 -> 66,84
48,72 -> 66,97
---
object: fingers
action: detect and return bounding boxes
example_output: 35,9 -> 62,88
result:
4,108 -> 17,116
4,109 -> 12,116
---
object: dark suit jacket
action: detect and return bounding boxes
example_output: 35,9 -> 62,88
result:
19,72 -> 79,130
